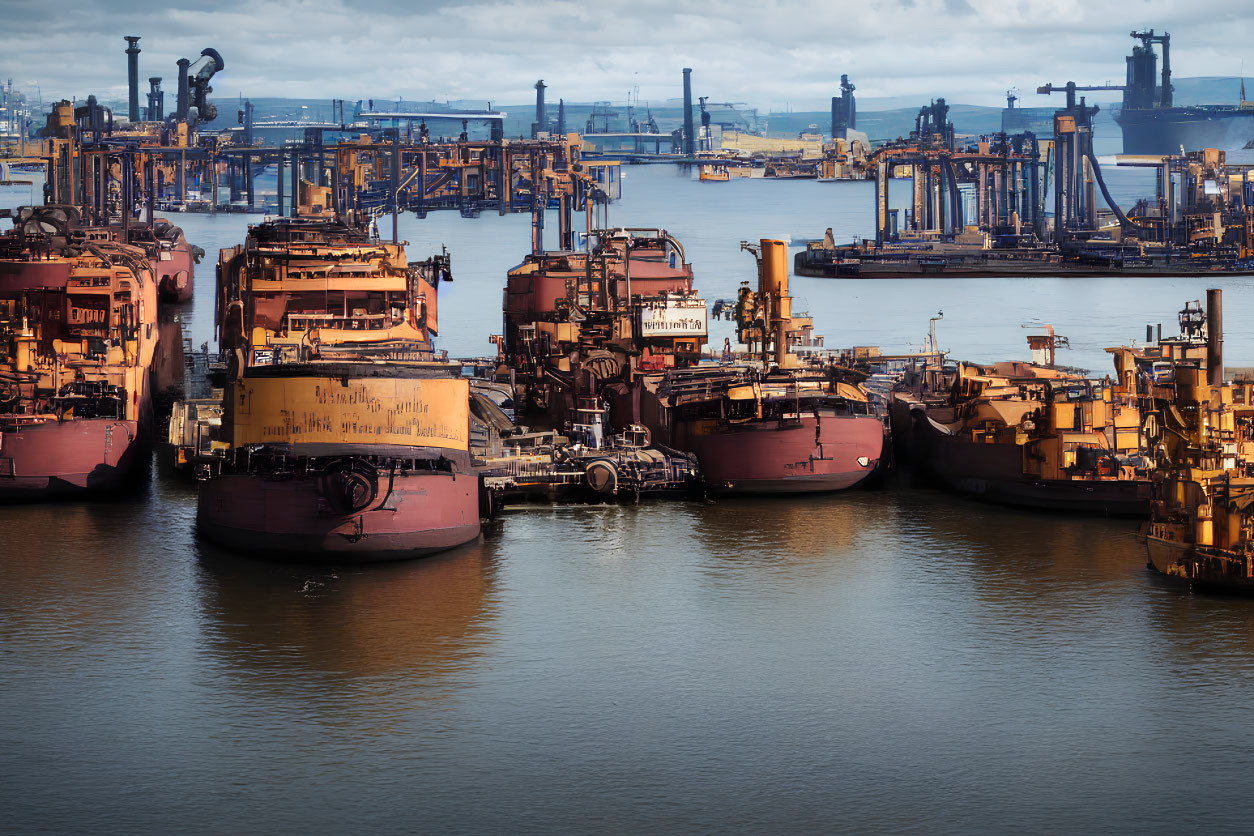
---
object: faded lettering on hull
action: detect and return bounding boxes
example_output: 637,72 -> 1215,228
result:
232,376 -> 469,451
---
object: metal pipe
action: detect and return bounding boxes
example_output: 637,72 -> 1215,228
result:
244,151 -> 254,209
682,68 -> 695,157
1160,33 -> 1172,108
146,155 -> 154,226
176,58 -> 190,121
125,37 -> 141,123
761,239 -> 791,368
122,153 -> 132,235
1207,288 -> 1223,387
534,80 -> 546,138
392,128 -> 400,243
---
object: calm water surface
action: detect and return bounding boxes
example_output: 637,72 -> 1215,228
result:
4,167 -> 1254,832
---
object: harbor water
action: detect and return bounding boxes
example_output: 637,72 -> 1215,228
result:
5,167 -> 1254,831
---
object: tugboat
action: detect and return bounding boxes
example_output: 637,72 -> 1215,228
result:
655,239 -> 887,494
0,220 -> 158,498
192,216 -> 479,561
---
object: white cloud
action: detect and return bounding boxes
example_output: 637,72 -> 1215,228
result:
0,0 -> 1248,109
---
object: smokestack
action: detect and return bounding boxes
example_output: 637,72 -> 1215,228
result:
557,98 -> 565,136
761,239 -> 793,369
176,58 -> 190,121
1207,288 -> 1223,387
125,36 -> 141,122
831,96 -> 839,141
1160,33 -> 1172,108
147,77 -> 163,121
682,68 -> 695,157
534,79 -> 546,138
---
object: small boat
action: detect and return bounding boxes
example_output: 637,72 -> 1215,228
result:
698,163 -> 731,181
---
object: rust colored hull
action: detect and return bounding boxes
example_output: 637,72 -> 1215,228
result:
674,413 -> 885,494
0,418 -> 146,499
1146,533 -> 1190,577
197,469 -> 481,562
1144,533 -> 1254,595
901,400 -> 1151,516
155,244 -> 195,303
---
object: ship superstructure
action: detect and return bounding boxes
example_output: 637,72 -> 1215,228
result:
501,226 -> 708,431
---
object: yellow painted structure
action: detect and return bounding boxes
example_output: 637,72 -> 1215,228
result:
231,375 -> 469,450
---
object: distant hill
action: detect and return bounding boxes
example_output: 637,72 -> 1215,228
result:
92,76 -> 1250,151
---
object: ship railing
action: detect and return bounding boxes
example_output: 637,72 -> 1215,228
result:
483,456 -> 584,485
286,312 -> 397,332
0,413 -> 54,429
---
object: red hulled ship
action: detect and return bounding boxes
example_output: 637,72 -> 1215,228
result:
654,239 -> 887,493
0,218 -> 158,498
192,216 -> 479,562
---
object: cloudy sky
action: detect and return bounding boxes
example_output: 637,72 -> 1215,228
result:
1,0 -> 1249,111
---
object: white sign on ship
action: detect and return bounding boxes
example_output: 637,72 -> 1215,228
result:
640,299 -> 708,337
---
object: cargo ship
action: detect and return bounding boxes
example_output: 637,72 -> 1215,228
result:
0,223 -> 158,498
892,325 -> 1153,515
193,216 -> 479,561
1110,31 -> 1254,154
654,240 -> 887,494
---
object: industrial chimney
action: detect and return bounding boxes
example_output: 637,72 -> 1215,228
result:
534,79 -> 547,138
1207,288 -> 1223,387
176,58 -> 190,121
124,36 -> 141,122
682,68 -> 695,156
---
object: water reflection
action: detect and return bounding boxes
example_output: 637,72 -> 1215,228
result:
193,537 -> 501,692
